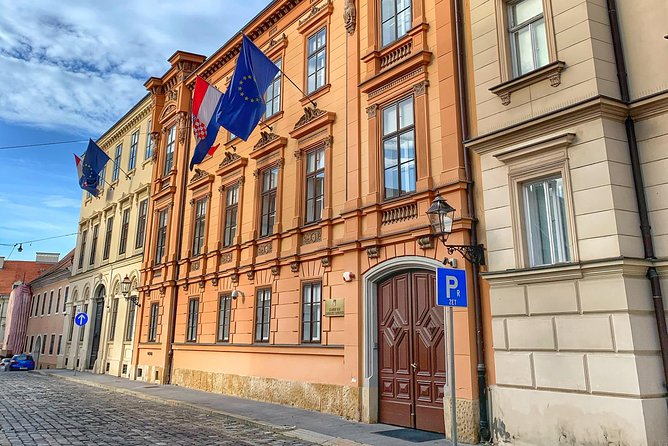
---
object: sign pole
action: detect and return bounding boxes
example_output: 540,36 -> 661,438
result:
73,324 -> 80,377
449,306 -> 457,446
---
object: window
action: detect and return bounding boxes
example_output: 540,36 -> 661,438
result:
254,288 -> 271,343
381,0 -> 411,46
125,303 -> 136,342
68,307 -> 76,341
223,185 -> 239,247
382,97 -> 416,199
57,335 -> 62,355
306,28 -> 327,94
260,167 -> 278,237
98,164 -> 106,190
155,209 -> 169,264
119,208 -> 130,255
129,130 -> 139,170
55,289 -> 61,314
229,131 -> 237,141
305,148 -> 325,224
508,0 -> 548,77
217,294 -> 232,342
112,144 -> 122,181
41,335 -> 46,354
163,125 -> 176,176
63,287 -> 69,313
145,120 -> 153,160
41,292 -> 46,316
108,298 -> 119,341
148,303 -> 159,342
47,291 -> 53,315
103,217 -> 113,260
80,304 -> 88,343
29,336 -> 34,352
135,199 -> 148,249
78,230 -> 88,269
264,59 -> 282,119
192,197 -> 207,256
49,334 -> 55,355
89,224 -> 99,265
302,282 -> 322,343
523,176 -> 570,267
34,295 -> 40,317
187,298 -> 199,342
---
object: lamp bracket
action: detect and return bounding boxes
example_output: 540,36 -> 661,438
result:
125,295 -> 141,307
446,244 -> 486,266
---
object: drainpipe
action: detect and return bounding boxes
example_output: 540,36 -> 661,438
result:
606,0 -> 668,392
165,112 -> 192,384
454,0 -> 491,441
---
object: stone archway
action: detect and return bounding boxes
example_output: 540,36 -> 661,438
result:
361,256 -> 448,429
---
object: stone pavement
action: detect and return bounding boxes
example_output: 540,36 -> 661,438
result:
36,369 -> 461,446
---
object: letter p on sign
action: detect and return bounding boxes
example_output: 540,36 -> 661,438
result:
436,268 -> 468,307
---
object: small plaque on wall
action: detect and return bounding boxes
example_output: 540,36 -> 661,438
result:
324,298 -> 345,317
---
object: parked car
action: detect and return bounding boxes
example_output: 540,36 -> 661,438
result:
0,358 -> 11,371
9,354 -> 35,371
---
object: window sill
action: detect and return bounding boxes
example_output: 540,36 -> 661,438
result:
262,110 -> 284,128
300,84 -> 331,107
489,60 -> 566,106
142,157 -> 153,168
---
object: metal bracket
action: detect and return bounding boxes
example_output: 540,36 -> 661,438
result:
446,244 -> 486,266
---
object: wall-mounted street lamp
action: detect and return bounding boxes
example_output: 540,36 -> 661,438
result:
426,194 -> 486,265
121,275 -> 140,307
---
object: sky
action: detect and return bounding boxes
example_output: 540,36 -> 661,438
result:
0,0 -> 269,261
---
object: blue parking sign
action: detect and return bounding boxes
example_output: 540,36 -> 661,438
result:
437,268 -> 468,307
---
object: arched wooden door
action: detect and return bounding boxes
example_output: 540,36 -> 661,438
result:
378,270 -> 446,433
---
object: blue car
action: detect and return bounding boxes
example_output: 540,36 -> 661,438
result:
9,354 -> 35,371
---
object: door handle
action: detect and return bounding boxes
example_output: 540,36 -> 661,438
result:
410,362 -> 417,371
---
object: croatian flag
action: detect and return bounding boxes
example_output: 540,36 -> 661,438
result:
190,76 -> 224,170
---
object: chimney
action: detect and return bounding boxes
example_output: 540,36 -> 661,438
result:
0,257 -> 4,269
35,252 -> 59,263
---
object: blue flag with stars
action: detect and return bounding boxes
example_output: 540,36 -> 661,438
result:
216,34 -> 280,141
76,139 -> 111,197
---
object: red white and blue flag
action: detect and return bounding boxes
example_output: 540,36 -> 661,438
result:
190,76 -> 224,170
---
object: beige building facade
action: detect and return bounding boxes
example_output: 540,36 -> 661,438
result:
464,0 -> 668,444
64,95 -> 153,376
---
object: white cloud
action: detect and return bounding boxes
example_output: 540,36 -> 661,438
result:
0,0 -> 268,135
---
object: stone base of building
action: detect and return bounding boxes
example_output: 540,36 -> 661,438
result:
171,368 -> 360,420
443,396 -> 479,445
490,385 -> 668,445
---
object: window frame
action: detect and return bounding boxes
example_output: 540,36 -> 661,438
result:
186,297 -> 199,342
108,297 -> 119,341
264,58 -> 283,119
217,293 -> 232,343
223,184 -> 239,247
163,125 -> 176,176
259,166 -> 279,238
119,207 -> 130,255
304,147 -> 325,224
148,302 -> 159,342
155,208 -> 169,264
103,216 -> 113,261
145,120 -> 153,161
55,288 -> 61,314
381,95 -> 416,200
507,0 -> 548,77
112,144 -> 122,182
129,130 -> 139,170
78,229 -> 88,270
191,196 -> 208,257
254,288 -> 272,343
89,224 -> 99,266
301,281 -> 322,344
380,0 -> 413,47
306,27 -> 327,95
135,199 -> 148,249
125,301 -> 136,342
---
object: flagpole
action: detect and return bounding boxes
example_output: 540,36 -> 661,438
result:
275,66 -> 317,109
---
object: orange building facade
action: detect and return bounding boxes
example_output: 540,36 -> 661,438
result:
133,0 -> 489,441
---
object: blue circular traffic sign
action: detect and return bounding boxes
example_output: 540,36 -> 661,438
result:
74,312 -> 89,326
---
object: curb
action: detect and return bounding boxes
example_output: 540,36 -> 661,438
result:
37,371 -> 371,446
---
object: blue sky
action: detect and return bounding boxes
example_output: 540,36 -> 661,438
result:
0,0 -> 268,261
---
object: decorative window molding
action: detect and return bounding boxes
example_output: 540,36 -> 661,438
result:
489,60 -> 566,105
297,0 -> 333,35
250,131 -> 288,160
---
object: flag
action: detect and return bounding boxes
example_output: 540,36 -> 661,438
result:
76,139 -> 110,197
216,34 -> 280,141
189,76 -> 224,170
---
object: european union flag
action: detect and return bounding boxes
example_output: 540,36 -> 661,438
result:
216,34 -> 280,141
77,139 -> 111,197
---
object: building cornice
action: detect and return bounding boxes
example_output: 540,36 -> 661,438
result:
98,100 -> 152,151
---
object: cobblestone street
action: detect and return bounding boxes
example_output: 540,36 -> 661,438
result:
0,372 -> 315,446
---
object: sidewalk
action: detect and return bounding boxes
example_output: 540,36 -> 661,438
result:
38,369 -> 468,446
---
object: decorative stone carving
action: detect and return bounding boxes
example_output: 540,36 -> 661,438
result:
182,282 -> 189,291
159,285 -> 166,295
177,112 -> 188,144
190,261 -> 200,271
167,89 -> 178,101
290,261 -> 300,273
549,72 -> 562,87
299,3 -> 324,26
367,246 -> 380,258
211,277 -> 219,286
271,266 -> 279,276
254,131 -> 280,149
218,152 -> 240,168
413,80 -> 429,97
499,92 -> 511,106
257,242 -> 272,255
343,0 -> 356,35
189,198 -> 195,206
267,33 -> 286,49
190,168 -> 209,184
198,280 -> 205,290
230,273 -> 239,284
366,104 -> 378,119
323,135 -> 334,148
294,106 -> 326,129
294,150 -> 302,160
253,169 -> 260,179
302,229 -> 322,245
150,133 -> 160,162
246,271 -> 254,281
321,257 -> 331,267
220,252 -> 233,264
417,236 -> 434,250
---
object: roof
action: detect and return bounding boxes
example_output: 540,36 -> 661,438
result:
0,260 -> 54,295
30,249 -> 75,284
